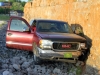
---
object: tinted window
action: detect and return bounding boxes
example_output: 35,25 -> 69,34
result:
10,19 -> 28,32
37,21 -> 73,33
30,20 -> 36,27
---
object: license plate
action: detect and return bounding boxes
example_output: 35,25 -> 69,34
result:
64,53 -> 72,58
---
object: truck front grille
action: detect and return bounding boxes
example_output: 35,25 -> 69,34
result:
52,42 -> 79,51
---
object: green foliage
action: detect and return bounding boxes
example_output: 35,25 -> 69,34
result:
0,15 -> 10,20
8,0 -> 20,2
0,0 -> 26,14
21,2 -> 26,7
0,23 -> 4,28
28,0 -> 32,1
68,66 -> 82,75
0,21 -> 7,28
76,67 -> 82,75
0,8 -> 10,14
0,0 -> 20,2
0,8 -> 5,14
10,2 -> 23,11
0,0 -> 6,2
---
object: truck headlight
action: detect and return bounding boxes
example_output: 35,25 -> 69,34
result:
80,43 -> 87,49
39,40 -> 53,49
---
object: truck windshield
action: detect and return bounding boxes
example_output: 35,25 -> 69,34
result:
37,21 -> 73,33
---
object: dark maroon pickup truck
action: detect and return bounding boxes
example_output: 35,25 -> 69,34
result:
6,16 -> 87,64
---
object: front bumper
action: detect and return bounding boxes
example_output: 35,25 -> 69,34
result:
36,47 -> 82,63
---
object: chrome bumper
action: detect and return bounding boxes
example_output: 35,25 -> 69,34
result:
36,47 -> 82,63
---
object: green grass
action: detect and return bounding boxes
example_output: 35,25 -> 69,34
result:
0,14 -> 10,20
0,23 -> 5,28
0,24 -> 3,28
76,66 -> 82,75
68,66 -> 82,75
0,21 -> 7,28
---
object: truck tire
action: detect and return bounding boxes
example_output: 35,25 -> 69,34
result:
34,54 -> 42,65
33,43 -> 42,65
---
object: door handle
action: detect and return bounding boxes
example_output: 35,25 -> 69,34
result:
8,33 -> 12,36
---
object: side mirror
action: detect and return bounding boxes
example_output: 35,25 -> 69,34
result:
32,28 -> 34,31
32,27 -> 36,32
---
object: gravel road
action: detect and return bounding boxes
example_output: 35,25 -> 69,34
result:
0,21 -> 85,75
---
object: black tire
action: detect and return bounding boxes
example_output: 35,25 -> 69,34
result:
33,43 -> 42,65
34,54 -> 42,65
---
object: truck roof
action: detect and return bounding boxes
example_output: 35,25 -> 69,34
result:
30,18 -> 67,23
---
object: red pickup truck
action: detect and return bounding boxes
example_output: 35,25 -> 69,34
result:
6,16 -> 87,64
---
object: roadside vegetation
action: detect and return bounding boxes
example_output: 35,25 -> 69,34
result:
0,15 -> 10,20
0,23 -> 4,28
0,24 -> 3,28
0,0 -> 31,13
0,20 -> 7,28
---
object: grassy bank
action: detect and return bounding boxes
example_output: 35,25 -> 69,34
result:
0,22 -> 5,28
0,14 -> 10,20
0,23 -> 3,28
0,20 -> 7,28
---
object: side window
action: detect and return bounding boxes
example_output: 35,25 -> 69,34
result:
10,19 -> 29,32
29,20 -> 34,26
31,20 -> 36,27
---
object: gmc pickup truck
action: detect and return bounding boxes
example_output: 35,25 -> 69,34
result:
6,16 -> 87,64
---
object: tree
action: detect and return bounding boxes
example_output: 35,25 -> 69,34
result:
21,1 -> 26,7
6,0 -> 21,2
0,0 -> 6,2
10,2 -> 23,11
28,0 -> 32,1
8,0 -> 16,2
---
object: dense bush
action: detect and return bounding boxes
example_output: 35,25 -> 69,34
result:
0,8 -> 10,14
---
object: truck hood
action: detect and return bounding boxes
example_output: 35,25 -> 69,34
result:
37,32 -> 86,42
